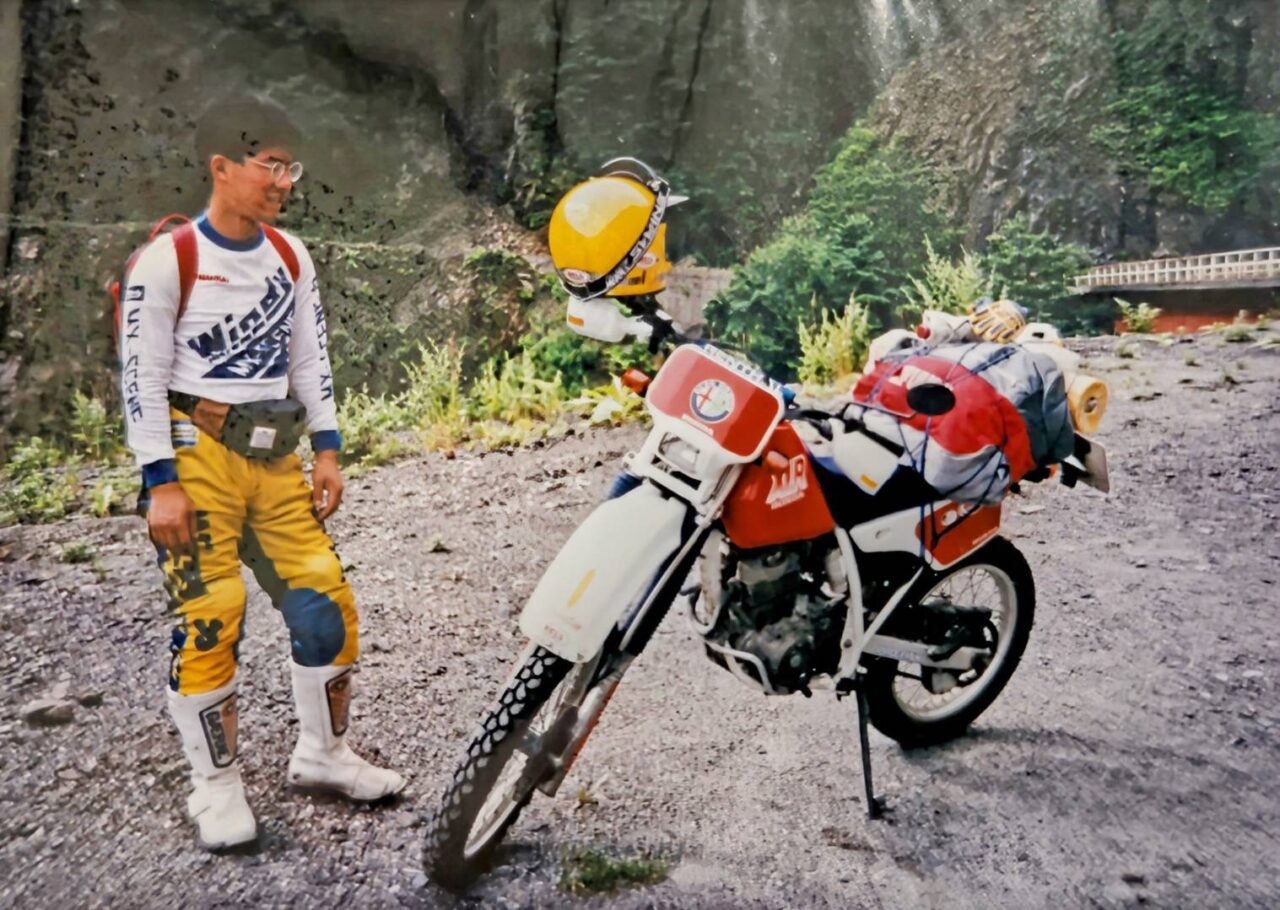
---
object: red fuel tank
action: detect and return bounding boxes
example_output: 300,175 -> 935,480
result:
721,423 -> 836,549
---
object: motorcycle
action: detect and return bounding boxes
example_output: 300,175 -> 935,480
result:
423,333 -> 1110,889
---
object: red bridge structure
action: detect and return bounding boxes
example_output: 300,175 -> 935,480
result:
1073,247 -> 1280,332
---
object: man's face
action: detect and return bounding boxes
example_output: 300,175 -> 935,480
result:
212,145 -> 296,224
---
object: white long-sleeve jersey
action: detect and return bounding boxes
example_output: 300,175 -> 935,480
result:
120,215 -> 339,484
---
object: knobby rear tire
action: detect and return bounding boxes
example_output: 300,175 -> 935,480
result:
864,536 -> 1035,748
423,646 -> 573,891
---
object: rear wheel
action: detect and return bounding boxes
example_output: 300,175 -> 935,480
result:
864,536 -> 1034,748
423,646 -> 578,890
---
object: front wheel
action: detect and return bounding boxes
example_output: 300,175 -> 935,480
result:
864,536 -> 1035,748
423,645 -> 577,890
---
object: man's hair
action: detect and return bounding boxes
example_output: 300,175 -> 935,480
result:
194,97 -> 302,164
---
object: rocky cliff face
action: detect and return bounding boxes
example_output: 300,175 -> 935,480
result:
870,0 -> 1280,254
1,0 -> 531,440
276,0 -> 1279,257
3,0 -> 1277,442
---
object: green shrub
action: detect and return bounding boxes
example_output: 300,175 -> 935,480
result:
567,379 -> 649,428
602,338 -> 656,378
705,124 -> 955,377
336,388 -> 409,467
467,352 -> 565,425
61,541 -> 95,564
69,392 -> 124,462
797,297 -> 871,390
399,341 -> 468,449
0,437 -> 80,525
1220,321 -> 1254,344
805,127 -> 958,317
1116,299 -> 1162,333
903,239 -> 991,325
982,214 -> 1096,332
88,467 -> 135,518
521,325 -> 603,395
705,218 -> 836,375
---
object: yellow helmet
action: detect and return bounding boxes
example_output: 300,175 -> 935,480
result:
548,158 -> 674,299
969,297 -> 1029,344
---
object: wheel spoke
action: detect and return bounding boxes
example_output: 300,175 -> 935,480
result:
889,563 -> 1018,723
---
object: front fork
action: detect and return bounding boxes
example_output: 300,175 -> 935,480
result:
533,523 -> 711,798
535,656 -> 630,797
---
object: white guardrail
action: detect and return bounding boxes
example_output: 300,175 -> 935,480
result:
1073,247 -> 1280,291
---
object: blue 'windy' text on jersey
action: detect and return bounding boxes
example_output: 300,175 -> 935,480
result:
188,268 -> 295,380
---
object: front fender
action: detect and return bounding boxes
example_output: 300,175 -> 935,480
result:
519,483 -> 689,662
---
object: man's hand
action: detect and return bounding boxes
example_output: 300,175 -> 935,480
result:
147,482 -> 198,557
312,450 -> 345,521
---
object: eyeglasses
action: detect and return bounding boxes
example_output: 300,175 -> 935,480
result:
247,157 -> 304,184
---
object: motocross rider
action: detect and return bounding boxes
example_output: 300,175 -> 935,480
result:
121,98 -> 404,851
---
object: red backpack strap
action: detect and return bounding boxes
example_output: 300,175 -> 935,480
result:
261,224 -> 301,282
111,216 -> 196,347
171,222 -> 198,318
149,213 -> 191,242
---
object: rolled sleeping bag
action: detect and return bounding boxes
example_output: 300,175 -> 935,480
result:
1021,341 -> 1108,433
1066,373 -> 1108,435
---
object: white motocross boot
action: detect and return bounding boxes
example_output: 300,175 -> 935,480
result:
167,678 -> 257,850
287,662 -> 406,801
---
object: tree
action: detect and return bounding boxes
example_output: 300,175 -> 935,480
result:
982,214 -> 1100,334
705,126 -> 955,377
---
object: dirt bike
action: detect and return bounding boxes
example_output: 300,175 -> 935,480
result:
423,336 -> 1110,889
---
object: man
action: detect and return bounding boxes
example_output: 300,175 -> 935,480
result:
121,97 -> 404,852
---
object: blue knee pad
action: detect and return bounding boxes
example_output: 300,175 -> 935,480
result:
279,588 -> 346,667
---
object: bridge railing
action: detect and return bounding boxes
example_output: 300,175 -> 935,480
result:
1073,247 -> 1280,291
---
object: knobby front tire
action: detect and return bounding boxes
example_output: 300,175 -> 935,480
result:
423,646 -> 573,891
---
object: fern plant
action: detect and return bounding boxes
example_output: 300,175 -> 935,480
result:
1115,299 -> 1162,333
797,297 -> 872,391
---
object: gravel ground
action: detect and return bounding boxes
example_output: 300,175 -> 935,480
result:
1,331 -> 1278,909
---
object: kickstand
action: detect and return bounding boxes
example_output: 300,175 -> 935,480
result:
855,685 -> 884,820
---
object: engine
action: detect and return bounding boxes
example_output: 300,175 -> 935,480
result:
698,538 -> 846,693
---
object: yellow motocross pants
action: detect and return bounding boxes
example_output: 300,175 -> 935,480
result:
153,409 -> 359,695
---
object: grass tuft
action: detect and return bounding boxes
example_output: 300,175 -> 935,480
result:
559,847 -> 669,895
60,541 -> 95,564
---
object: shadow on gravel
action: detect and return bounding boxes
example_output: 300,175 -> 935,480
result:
886,722 -> 1266,822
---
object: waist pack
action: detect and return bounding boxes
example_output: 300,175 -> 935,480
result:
171,392 -> 307,460
848,342 -> 1074,505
